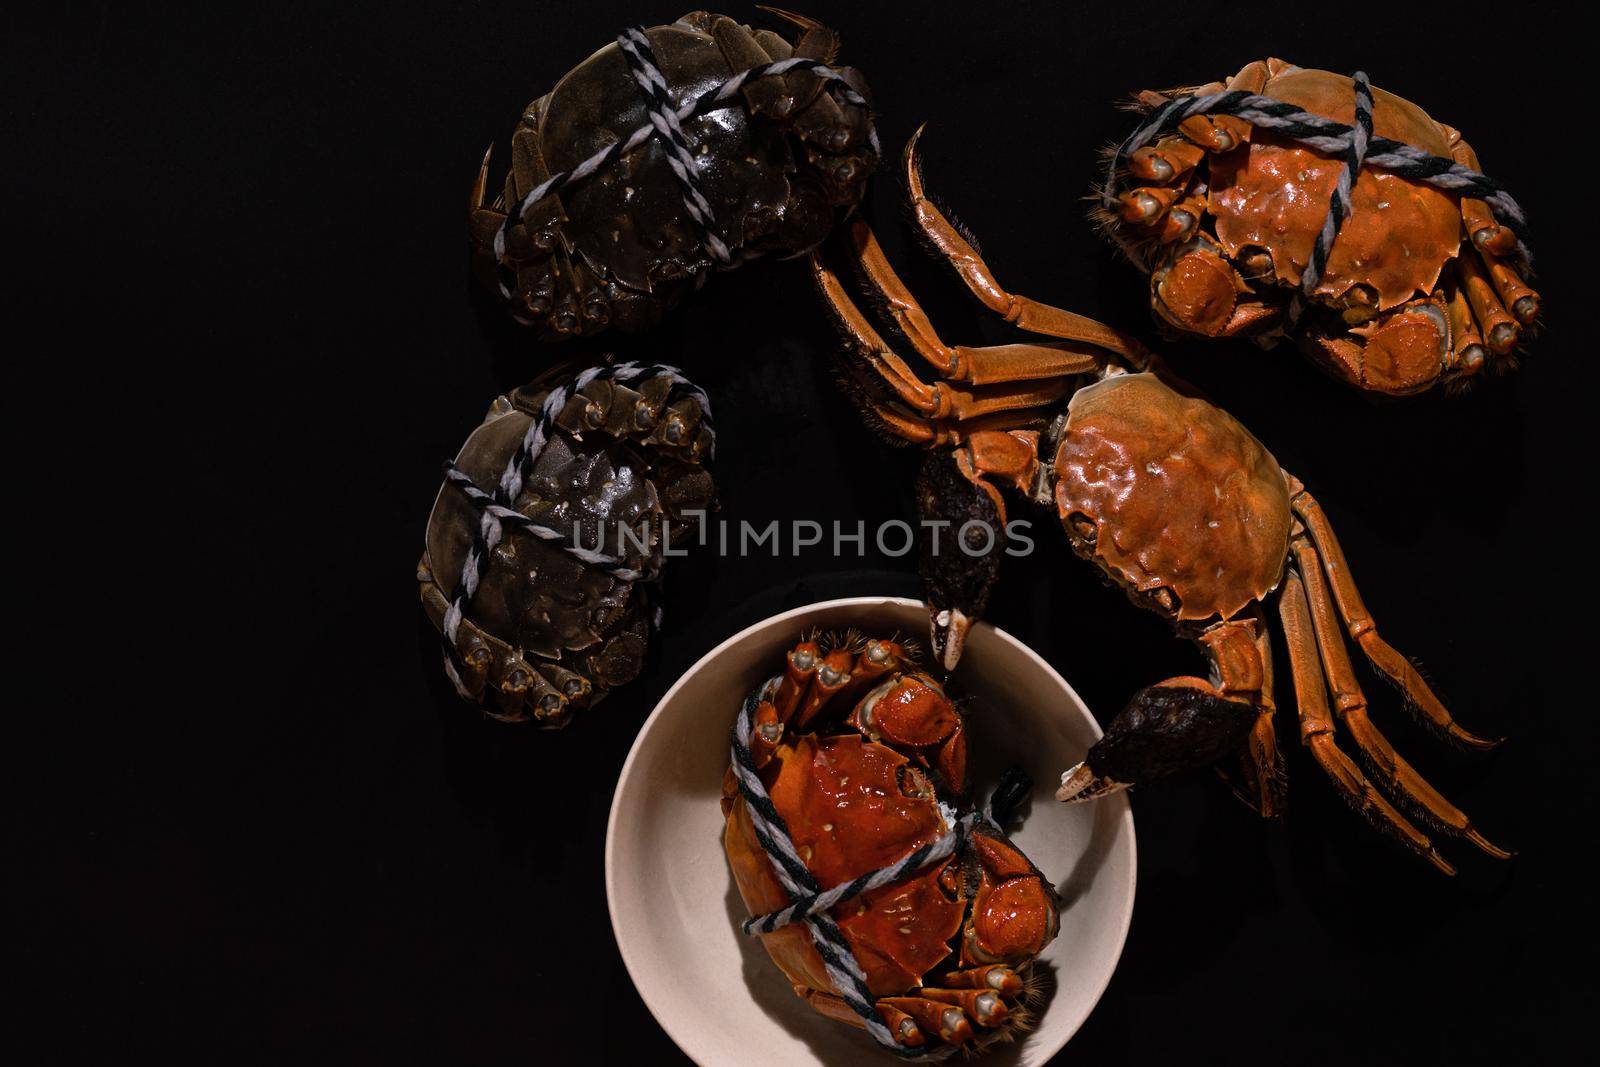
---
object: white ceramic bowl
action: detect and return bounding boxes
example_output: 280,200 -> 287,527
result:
606,597 -> 1135,1066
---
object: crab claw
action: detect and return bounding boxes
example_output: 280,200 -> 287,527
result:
915,450 -> 1002,671
929,607 -> 971,672
1058,678 -> 1258,802
1055,760 -> 1130,803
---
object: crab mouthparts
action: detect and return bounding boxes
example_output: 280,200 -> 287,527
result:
1055,761 -> 1131,803
929,607 -> 971,671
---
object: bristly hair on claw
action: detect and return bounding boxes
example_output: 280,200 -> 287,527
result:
814,627 -> 866,655
958,964 -> 1048,1057
810,627 -> 923,665
1087,143 -> 1162,274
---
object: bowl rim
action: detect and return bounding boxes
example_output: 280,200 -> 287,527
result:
605,595 -> 1137,1066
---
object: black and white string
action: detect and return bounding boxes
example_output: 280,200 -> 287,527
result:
729,677 -> 1032,1057
493,25 -> 877,293
437,361 -> 712,699
1102,70 -> 1532,304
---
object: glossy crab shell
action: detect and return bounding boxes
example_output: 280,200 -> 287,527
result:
418,371 -> 713,725
1104,61 -> 1540,395
471,11 -> 877,339
722,638 -> 1058,1051
1054,372 -> 1291,624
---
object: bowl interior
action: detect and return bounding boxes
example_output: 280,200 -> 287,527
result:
606,597 -> 1135,1066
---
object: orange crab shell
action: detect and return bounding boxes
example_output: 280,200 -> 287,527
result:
1054,372 -> 1292,623
1206,67 -> 1462,312
723,732 -> 966,995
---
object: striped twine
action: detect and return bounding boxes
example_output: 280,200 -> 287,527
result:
438,362 -> 713,699
618,26 -> 734,267
730,679 -> 1033,1056
729,678 -> 947,1058
493,26 -> 877,293
741,812 -> 979,937
1283,71 -> 1374,327
1102,73 -> 1532,273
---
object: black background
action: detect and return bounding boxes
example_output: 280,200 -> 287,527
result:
13,1 -> 1593,1063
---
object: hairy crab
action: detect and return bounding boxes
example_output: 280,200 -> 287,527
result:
470,10 -> 877,340
722,633 -> 1058,1053
1096,60 -> 1539,396
808,136 -> 1507,873
418,363 -> 714,725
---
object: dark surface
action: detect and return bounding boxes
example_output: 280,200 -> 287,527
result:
11,2 -> 1591,1062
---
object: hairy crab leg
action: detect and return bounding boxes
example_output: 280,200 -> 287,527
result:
879,996 -> 976,1045
1441,123 -> 1539,330
1155,191 -> 1205,245
1288,481 -> 1502,749
813,249 -> 1078,419
941,964 -> 1023,993
1128,136 -> 1206,184
1453,248 -> 1519,355
1480,248 -> 1539,325
1230,616 -> 1287,817
920,987 -> 1010,1026
418,580 -> 573,725
1278,567 -> 1454,873
1289,531 -> 1509,858
1444,285 -> 1489,378
1116,185 -> 1182,225
844,220 -> 1104,384
792,646 -> 859,729
1174,112 -> 1251,153
1443,128 -> 1521,257
902,128 -> 1151,364
797,989 -> 927,1048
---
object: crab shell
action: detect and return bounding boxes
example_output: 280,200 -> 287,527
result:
723,672 -> 1058,1013
1206,67 -> 1460,315
1054,372 -> 1291,624
478,12 -> 877,339
418,375 -> 713,724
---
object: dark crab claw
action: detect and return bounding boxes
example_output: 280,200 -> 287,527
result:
916,450 -> 1002,671
1055,760 -> 1131,803
1057,679 -> 1258,802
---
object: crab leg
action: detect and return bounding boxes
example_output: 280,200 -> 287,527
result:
939,964 -> 1023,994
1116,185 -> 1182,225
1277,567 -> 1453,874
813,249 -> 1077,419
845,220 -> 1104,385
1238,616 -> 1286,817
792,646 -> 859,729
1453,237 -> 1520,355
767,638 -> 917,759
1444,128 -> 1520,257
1444,284 -> 1489,377
1480,248 -> 1539,325
1290,531 -> 1508,858
1057,641 -> 1265,806
796,989 -> 927,1048
901,128 -> 1151,365
1288,481 -> 1501,749
418,580 -> 573,724
920,987 -> 1010,1026
879,996 -> 975,1045
1128,137 -> 1206,184
1175,112 -> 1250,153
1155,191 -> 1205,245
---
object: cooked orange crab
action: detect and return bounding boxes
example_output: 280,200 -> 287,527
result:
722,634 -> 1058,1053
1099,60 -> 1538,396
